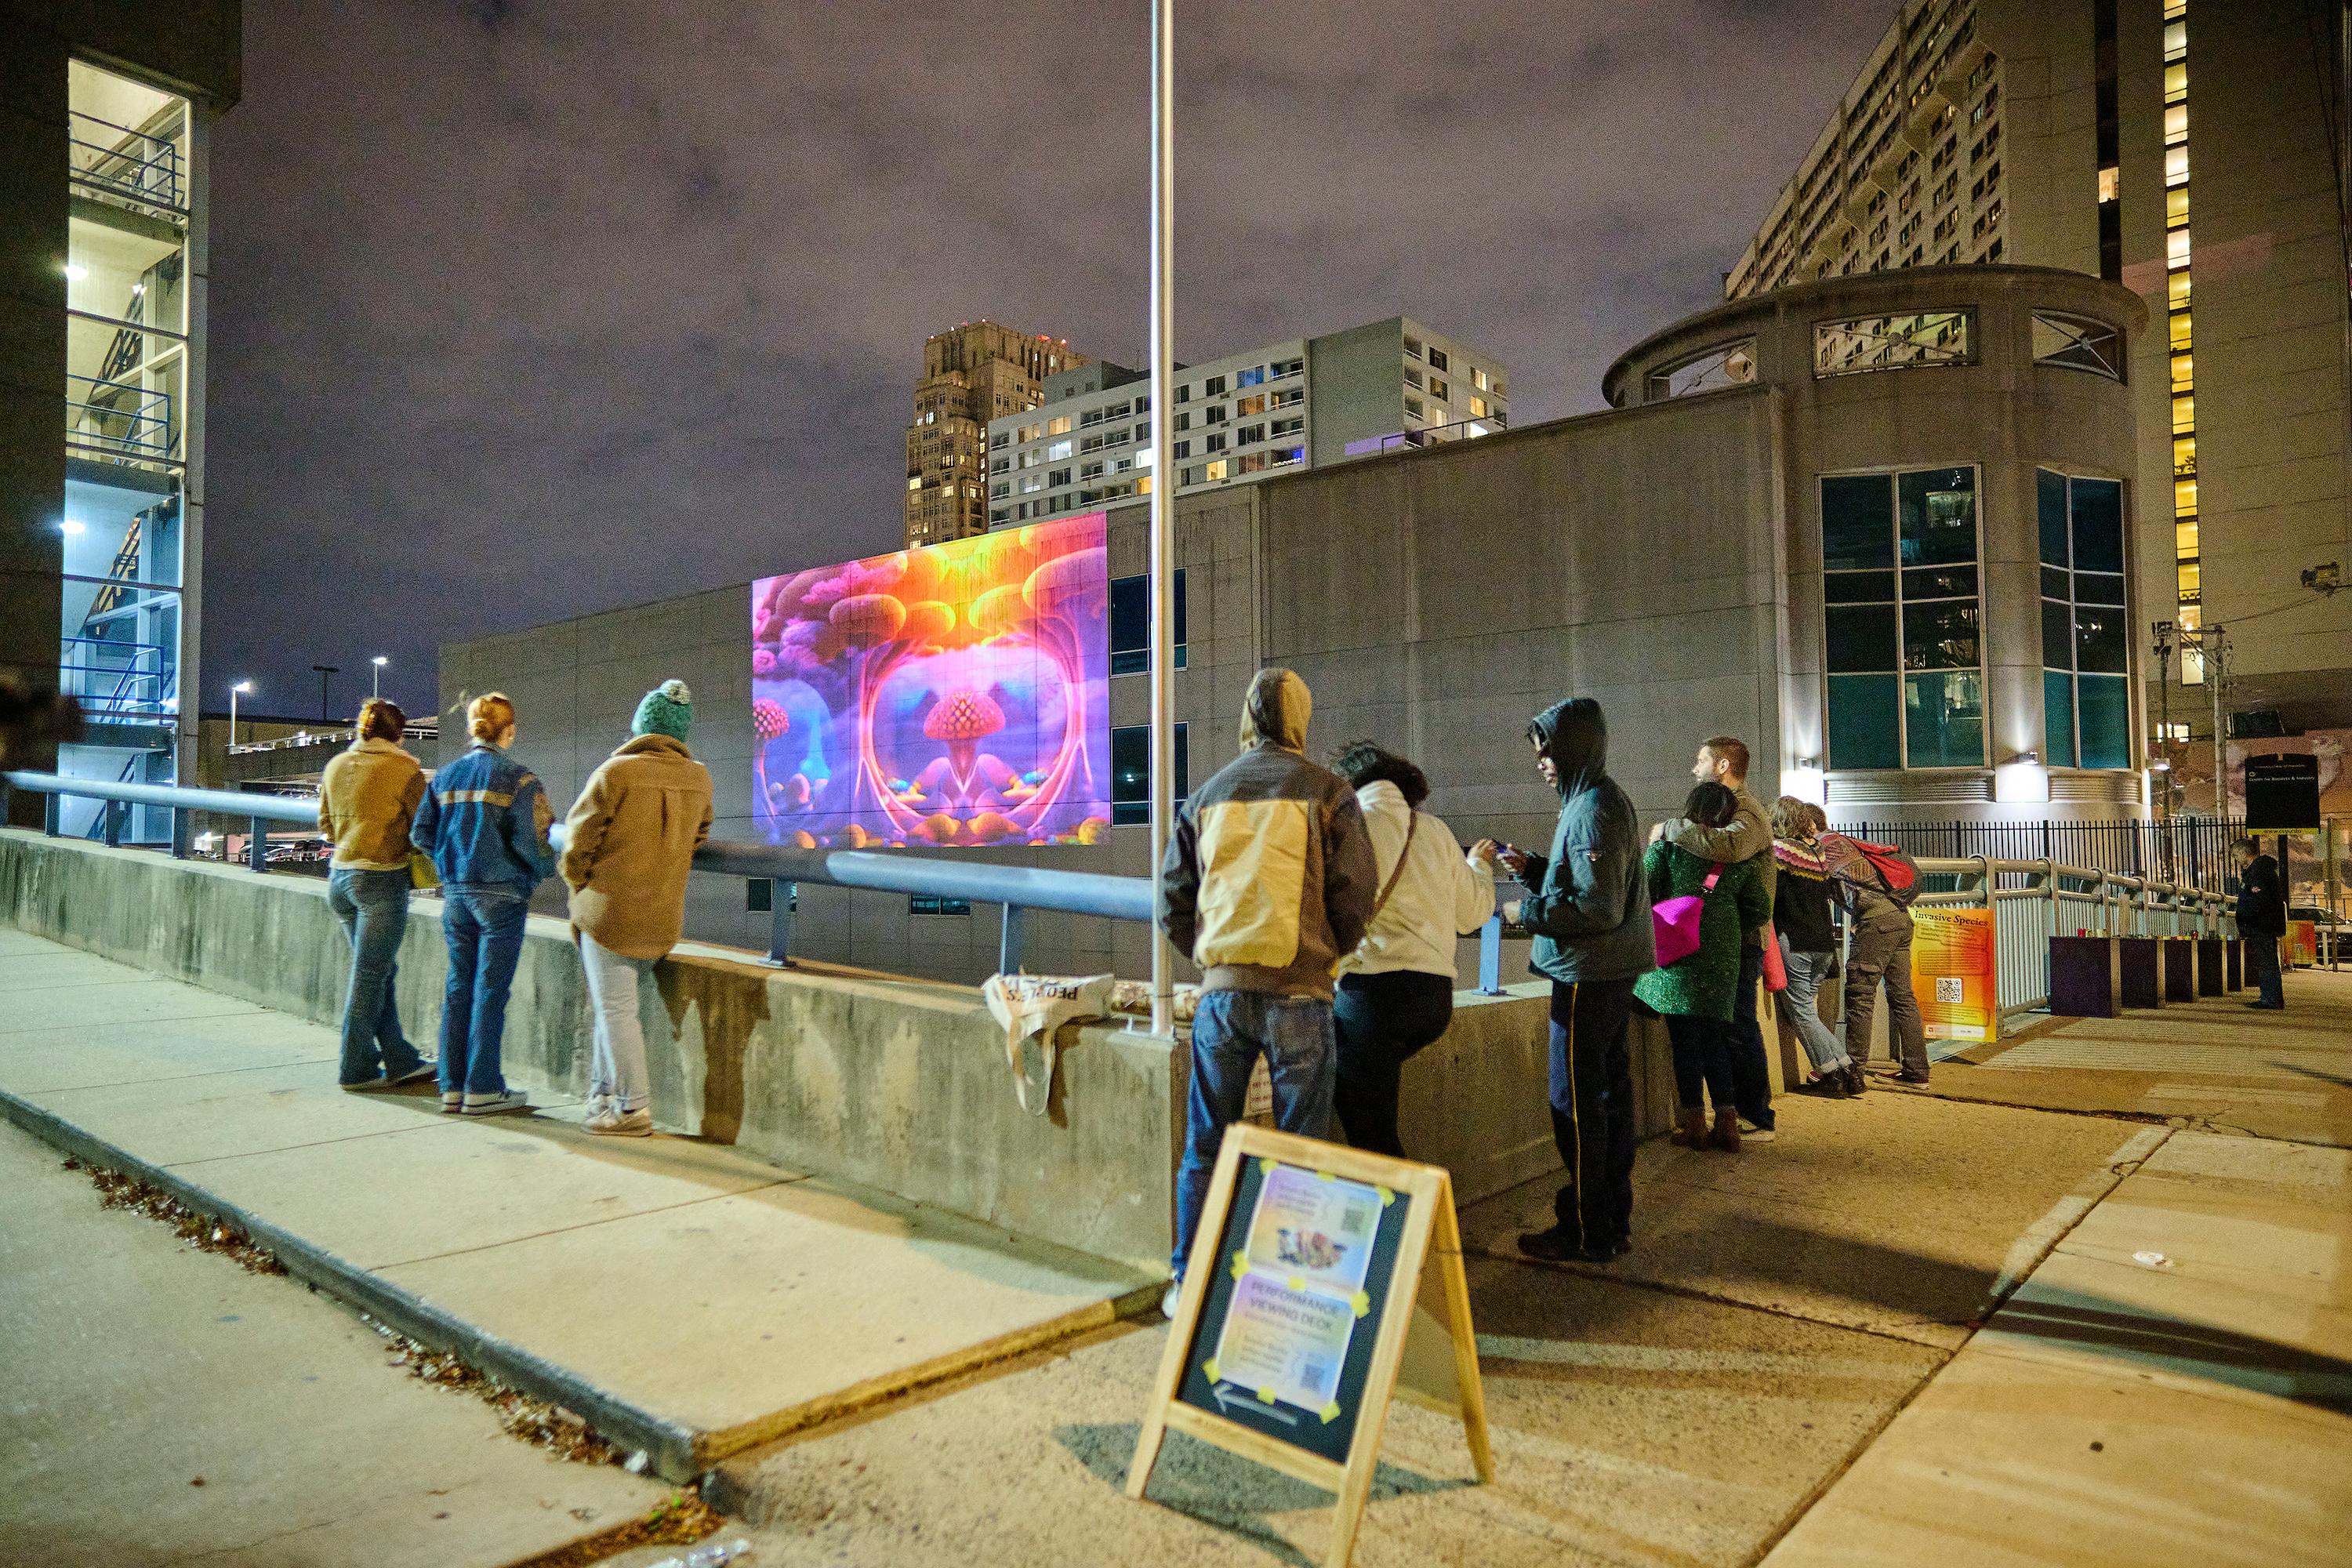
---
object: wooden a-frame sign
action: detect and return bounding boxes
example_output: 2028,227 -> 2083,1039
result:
1127,1124 -> 1493,1568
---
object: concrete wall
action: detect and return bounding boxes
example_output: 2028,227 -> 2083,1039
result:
2,830 -> 1690,1267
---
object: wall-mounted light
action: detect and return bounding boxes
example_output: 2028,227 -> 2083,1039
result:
63,263 -> 86,281
58,519 -> 85,535
2018,750 -> 2039,764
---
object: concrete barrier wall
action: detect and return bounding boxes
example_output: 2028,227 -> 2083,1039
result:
0,832 -> 1696,1265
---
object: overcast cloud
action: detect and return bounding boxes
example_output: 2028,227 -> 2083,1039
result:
204,0 -> 1891,719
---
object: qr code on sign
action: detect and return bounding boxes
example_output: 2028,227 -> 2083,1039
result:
1936,977 -> 1965,1004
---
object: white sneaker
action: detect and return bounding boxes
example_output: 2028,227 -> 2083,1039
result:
1160,1279 -> 1184,1319
584,1105 -> 652,1138
461,1089 -> 532,1116
440,1090 -> 463,1114
1737,1119 -> 1777,1143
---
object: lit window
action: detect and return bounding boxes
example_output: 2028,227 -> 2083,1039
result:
1470,396 -> 1488,417
2165,145 -> 2189,187
2173,477 -> 2197,514
1204,459 -> 1229,481
2165,103 -> 2188,145
906,475 -> 921,491
1472,368 -> 1489,392
2173,436 -> 2196,476
2170,354 -> 2194,390
2166,186 -> 2190,225
2176,519 -> 2200,557
1426,405 -> 1447,424
2169,311 -> 2192,351
2171,393 -> 2194,432
1047,416 -> 1073,436
2098,165 -> 2120,202
1429,376 -> 1449,401
1048,439 -> 1072,460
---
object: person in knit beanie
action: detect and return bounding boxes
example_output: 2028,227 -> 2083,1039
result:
560,678 -> 713,1135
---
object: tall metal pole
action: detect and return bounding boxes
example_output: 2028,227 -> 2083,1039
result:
1146,0 -> 1177,1038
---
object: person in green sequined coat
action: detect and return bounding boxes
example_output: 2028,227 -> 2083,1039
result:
1634,782 -> 1772,1150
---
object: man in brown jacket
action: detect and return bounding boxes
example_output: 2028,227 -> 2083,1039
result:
560,680 -> 714,1136
317,699 -> 433,1089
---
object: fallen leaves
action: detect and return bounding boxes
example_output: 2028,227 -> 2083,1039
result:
78,1160 -> 285,1276
504,1491 -> 729,1568
361,1314 -> 622,1467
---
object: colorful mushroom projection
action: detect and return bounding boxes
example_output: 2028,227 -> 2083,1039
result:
749,513 -> 1112,848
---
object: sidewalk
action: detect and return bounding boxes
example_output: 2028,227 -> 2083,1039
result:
0,927 -> 1155,1483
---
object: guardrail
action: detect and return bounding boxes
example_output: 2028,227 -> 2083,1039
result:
1910,854 -> 2237,1016
1,769 -> 1150,977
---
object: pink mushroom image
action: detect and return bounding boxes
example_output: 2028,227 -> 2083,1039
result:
753,698 -> 790,812
749,515 -> 1112,847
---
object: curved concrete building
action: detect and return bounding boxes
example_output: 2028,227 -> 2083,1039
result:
1608,265 -> 2148,820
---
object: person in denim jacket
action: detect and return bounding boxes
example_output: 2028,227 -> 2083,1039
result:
411,692 -> 557,1116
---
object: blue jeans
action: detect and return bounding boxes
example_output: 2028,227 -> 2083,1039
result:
328,869 -> 424,1084
1172,990 -> 1336,1276
1780,947 -> 1853,1073
439,884 -> 529,1097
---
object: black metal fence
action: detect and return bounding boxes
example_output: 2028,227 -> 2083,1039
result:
1830,816 -> 2246,893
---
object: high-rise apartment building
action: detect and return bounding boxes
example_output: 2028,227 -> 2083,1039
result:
985,316 -> 1508,529
904,321 -> 1085,549
1728,0 -> 2352,742
3,5 -> 241,838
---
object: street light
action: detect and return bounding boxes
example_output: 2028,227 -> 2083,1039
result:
229,681 -> 253,747
371,655 -> 389,698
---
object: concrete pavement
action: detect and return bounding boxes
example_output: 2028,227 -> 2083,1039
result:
0,929 -> 1156,1485
0,1116 -> 669,1567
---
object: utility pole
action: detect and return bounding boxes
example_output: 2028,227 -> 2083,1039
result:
2206,626 -> 2227,822
311,664 -> 339,723
2151,622 -> 2174,822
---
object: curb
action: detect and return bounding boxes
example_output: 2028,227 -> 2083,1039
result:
0,1085 -> 1161,1486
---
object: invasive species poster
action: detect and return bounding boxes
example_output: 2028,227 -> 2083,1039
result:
750,513 -> 1112,848
1131,1127 -> 1490,1568
1912,903 -> 1998,1042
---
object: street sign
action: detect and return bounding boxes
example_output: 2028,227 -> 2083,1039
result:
1127,1126 -> 1490,1566
2245,753 -> 2321,832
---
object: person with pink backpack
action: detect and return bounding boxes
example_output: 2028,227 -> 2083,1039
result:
1634,782 -> 1773,1151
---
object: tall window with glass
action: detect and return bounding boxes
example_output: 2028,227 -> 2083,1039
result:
2161,0 -> 2200,678
2038,470 -> 2132,770
60,60 -> 196,837
1821,467 -> 1987,771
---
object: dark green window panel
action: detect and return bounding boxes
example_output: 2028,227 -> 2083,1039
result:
1825,570 -> 1896,604
2038,468 -> 2070,565
2042,599 -> 2074,670
2074,604 -> 2129,673
1904,670 -> 1986,767
2077,673 -> 2130,770
1827,604 -> 1899,673
1109,721 -> 1189,826
1109,571 -> 1186,676
2041,565 -> 2071,600
1828,673 -> 1901,770
1898,467 -> 1977,566
1904,564 -> 1978,600
2044,670 -> 2077,768
2071,477 -> 2125,573
1903,599 -> 1981,671
1821,475 -> 1896,571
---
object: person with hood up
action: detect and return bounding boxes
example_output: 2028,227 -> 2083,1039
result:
2234,837 -> 2287,1011
1328,740 -> 1499,1158
317,697 -> 434,1090
561,680 -> 715,1137
1497,698 -> 1653,1265
1159,669 -> 1378,1312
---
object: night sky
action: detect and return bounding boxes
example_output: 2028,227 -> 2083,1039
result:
203,0 -> 1891,724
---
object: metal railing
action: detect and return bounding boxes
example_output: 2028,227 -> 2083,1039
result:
67,373 -> 174,460
1909,854 -> 2237,1015
1838,815 -> 2246,894
69,110 -> 184,211
1,771 -> 1150,977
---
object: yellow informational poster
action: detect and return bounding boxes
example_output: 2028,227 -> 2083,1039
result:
1911,904 -> 1998,1043
2288,920 -> 2318,965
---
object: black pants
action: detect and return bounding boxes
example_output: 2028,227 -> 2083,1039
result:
2247,932 -> 2285,1007
1548,978 -> 1637,1250
1726,940 -> 1775,1128
1664,1011 -> 1736,1113
1333,970 -> 1456,1157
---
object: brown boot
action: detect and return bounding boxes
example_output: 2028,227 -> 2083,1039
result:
1841,1062 -> 1867,1096
1709,1109 -> 1742,1152
1669,1109 -> 1708,1148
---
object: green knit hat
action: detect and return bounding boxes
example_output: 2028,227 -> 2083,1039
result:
633,679 -> 692,742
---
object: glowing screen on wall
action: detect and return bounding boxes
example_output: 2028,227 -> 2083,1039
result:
751,514 -> 1112,848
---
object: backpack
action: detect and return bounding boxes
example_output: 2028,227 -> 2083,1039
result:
1820,833 -> 1921,908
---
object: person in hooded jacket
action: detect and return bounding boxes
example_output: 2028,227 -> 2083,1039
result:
1159,669 -> 1379,1311
1497,698 -> 1654,1265
1327,740 -> 1499,1157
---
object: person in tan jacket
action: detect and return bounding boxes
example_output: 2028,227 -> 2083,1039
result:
560,681 -> 713,1136
316,699 -> 433,1090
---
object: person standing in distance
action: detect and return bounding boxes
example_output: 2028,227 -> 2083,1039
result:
1158,669 -> 1377,1316
1497,698 -> 1653,1265
561,681 -> 715,1136
1653,736 -> 1777,1141
2234,837 -> 2288,1011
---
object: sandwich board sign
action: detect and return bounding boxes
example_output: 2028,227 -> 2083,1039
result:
1127,1125 -> 1492,1567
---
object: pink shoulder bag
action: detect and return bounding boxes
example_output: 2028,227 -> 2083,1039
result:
1652,862 -> 1723,967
